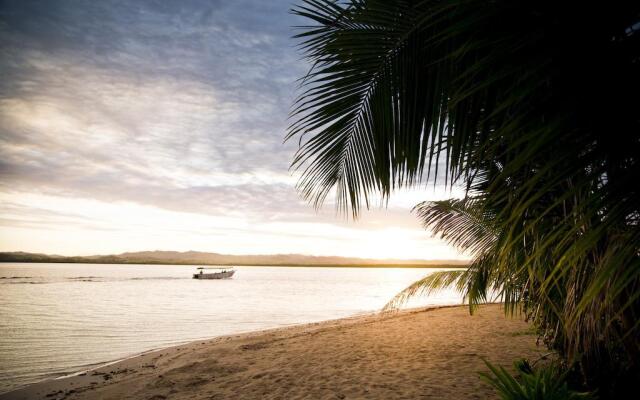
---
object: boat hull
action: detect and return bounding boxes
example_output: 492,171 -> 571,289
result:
193,270 -> 235,279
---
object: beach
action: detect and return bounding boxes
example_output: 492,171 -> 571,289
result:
2,304 -> 543,400
0,263 -> 465,392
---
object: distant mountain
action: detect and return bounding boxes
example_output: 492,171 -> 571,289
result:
0,251 -> 468,267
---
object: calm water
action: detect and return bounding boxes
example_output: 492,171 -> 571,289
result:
0,263 -> 464,393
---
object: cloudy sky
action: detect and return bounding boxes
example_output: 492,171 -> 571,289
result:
0,0 -> 465,260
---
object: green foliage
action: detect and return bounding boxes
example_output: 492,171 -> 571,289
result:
288,0 -> 640,395
480,359 -> 595,400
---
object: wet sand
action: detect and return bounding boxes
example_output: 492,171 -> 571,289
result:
1,304 -> 543,400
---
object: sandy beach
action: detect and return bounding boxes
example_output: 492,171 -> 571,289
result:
2,304 -> 543,400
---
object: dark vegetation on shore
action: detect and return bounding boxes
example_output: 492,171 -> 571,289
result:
0,251 -> 466,268
288,1 -> 639,398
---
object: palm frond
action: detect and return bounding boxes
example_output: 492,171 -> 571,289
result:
288,0 -> 455,215
289,0 -> 640,394
383,269 -> 467,311
413,197 -> 497,257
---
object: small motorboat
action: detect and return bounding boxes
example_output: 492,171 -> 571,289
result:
193,267 -> 235,279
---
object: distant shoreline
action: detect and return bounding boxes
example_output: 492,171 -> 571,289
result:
0,260 -> 464,268
0,251 -> 468,268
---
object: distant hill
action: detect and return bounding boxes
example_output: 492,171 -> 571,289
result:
0,251 -> 468,268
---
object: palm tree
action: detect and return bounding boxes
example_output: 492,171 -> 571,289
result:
287,0 -> 640,395
383,197 -> 502,313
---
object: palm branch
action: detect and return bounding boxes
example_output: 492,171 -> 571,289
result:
288,0 -> 640,394
384,198 -> 518,314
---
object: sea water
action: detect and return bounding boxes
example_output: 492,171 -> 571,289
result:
0,263 -> 464,393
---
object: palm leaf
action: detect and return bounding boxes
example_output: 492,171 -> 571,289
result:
288,0 -> 640,393
383,269 -> 467,311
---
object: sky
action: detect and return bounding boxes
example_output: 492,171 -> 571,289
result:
0,0 -> 466,260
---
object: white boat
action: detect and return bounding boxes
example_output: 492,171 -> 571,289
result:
193,267 -> 235,280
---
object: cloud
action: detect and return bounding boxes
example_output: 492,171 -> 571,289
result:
0,0 -> 304,219
0,0 -> 465,259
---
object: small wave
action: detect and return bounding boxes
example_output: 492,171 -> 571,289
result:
68,276 -> 187,282
128,277 -> 187,281
3,281 -> 46,285
1,276 -> 189,284
66,276 -> 184,281
0,276 -> 34,279
67,276 -> 102,279
66,276 -> 106,282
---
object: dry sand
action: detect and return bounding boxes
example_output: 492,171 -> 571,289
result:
2,304 -> 544,400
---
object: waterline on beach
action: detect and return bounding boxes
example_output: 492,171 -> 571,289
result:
0,263 -> 464,393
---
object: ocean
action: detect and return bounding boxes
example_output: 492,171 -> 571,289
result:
0,263 -> 464,393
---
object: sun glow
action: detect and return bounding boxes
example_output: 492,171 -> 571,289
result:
0,190 -> 465,260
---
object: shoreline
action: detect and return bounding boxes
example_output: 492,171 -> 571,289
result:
0,261 -> 467,268
1,304 -> 543,400
3,305 -> 458,395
